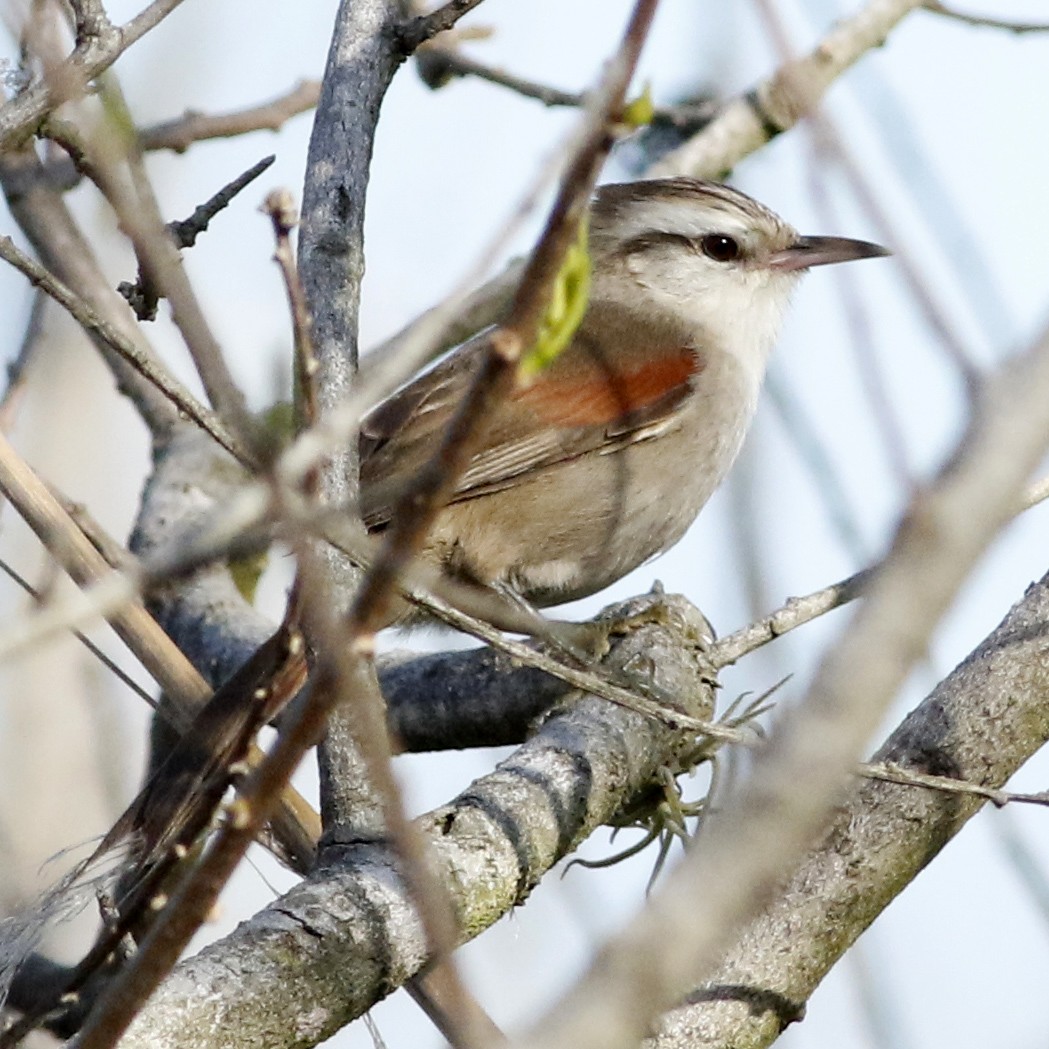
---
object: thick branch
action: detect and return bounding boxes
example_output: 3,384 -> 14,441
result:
296,0 -> 406,837
111,594 -> 716,1049
653,569 -> 1049,1048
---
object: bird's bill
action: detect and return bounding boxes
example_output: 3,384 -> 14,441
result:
767,235 -> 890,272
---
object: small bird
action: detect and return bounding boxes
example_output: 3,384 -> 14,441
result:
360,178 -> 887,616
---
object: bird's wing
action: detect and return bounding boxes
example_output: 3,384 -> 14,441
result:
360,319 -> 702,531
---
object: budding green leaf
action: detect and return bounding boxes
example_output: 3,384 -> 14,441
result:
620,84 -> 655,128
518,216 -> 591,381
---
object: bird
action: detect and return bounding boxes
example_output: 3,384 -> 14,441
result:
360,178 -> 888,620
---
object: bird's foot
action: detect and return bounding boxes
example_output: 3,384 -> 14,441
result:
544,584 -> 717,711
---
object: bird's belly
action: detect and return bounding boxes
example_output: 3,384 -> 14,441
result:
429,387 -> 753,607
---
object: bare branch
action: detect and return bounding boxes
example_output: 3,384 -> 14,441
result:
398,0 -> 488,52
170,155 -> 277,250
296,0 -> 409,952
506,311 -> 1049,1049
653,571 -> 1049,1048
415,43 -> 713,133
922,1 -> 1049,33
138,80 -> 321,153
262,189 -> 318,430
415,46 -> 588,105
712,569 -> 870,670
107,594 -> 717,1049
0,233 -> 249,466
118,155 -> 276,318
0,431 -> 319,869
860,761 -> 1049,808
651,0 -> 926,179
0,0 -> 188,150
713,465 -> 1049,670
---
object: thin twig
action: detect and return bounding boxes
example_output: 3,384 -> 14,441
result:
415,43 -> 708,129
415,46 -> 588,105
713,465 -> 1049,670
398,0 -> 488,51
922,1 -> 1049,33
712,570 -> 870,669
139,81 -> 321,153
0,554 -> 158,711
859,761 -> 1049,807
0,289 -> 47,434
408,587 -> 729,735
263,189 -> 318,430
166,155 -> 276,251
119,155 -> 276,318
0,233 -> 250,467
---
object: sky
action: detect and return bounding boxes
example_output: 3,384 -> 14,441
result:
1,2 -> 1049,1048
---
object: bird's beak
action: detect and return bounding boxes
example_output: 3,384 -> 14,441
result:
767,235 -> 890,272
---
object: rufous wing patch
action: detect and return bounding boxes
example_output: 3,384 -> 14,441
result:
513,348 -> 702,427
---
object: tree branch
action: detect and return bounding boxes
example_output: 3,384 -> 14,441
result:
0,233 -> 248,466
0,0 -> 188,150
504,315 -> 1049,1049
297,0 -> 407,842
922,1 -> 1049,33
0,146 -> 177,442
652,568 -> 1049,1048
652,0 -> 926,179
138,81 -> 321,153
108,594 -> 717,1049
398,0 -> 488,52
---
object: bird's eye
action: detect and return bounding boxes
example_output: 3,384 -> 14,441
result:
700,234 -> 741,262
